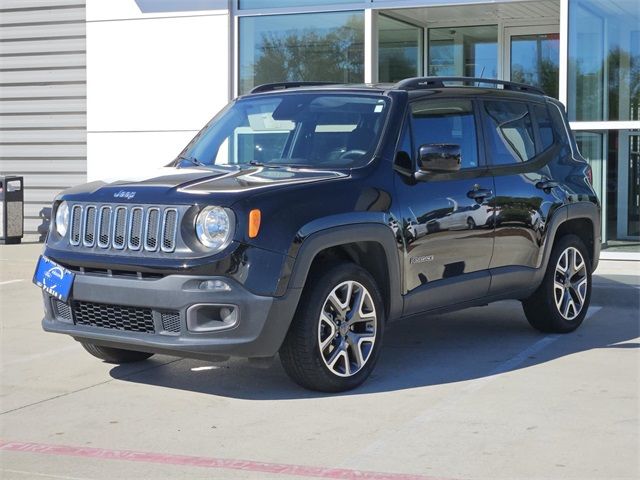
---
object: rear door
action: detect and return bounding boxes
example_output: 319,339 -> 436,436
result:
481,98 -> 563,292
395,97 -> 496,315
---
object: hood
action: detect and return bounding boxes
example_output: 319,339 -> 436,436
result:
59,165 -> 348,205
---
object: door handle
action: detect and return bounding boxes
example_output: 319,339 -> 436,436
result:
536,179 -> 559,190
467,187 -> 493,201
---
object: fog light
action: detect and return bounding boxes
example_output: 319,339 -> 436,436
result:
187,304 -> 238,332
199,280 -> 231,291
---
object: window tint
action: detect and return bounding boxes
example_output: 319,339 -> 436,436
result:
484,101 -> 536,164
533,104 -> 555,152
410,99 -> 479,169
181,94 -> 389,169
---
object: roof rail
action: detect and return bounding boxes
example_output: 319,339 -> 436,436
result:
250,81 -> 341,94
393,77 -> 545,95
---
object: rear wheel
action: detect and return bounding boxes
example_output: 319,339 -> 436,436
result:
523,234 -> 592,333
81,342 -> 154,363
280,263 -> 384,392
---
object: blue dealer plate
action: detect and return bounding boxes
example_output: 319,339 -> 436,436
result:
33,256 -> 75,303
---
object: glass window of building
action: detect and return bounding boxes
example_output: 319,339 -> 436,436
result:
575,130 -> 640,247
428,25 -> 498,78
510,33 -> 560,98
239,0 -> 356,9
568,0 -> 640,121
378,15 -> 422,83
239,12 -> 364,95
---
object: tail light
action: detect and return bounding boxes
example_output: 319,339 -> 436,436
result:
585,165 -> 593,185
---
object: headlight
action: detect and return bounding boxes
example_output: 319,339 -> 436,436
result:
54,201 -> 69,237
195,206 -> 233,250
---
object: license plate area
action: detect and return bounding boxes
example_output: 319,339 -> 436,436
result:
33,256 -> 75,303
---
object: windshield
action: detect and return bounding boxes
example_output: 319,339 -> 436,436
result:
177,93 -> 389,169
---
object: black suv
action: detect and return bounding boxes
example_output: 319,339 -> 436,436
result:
35,77 -> 600,392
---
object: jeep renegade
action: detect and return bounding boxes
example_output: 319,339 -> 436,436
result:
35,77 -> 600,392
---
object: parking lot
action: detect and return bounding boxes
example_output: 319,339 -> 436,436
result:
0,243 -> 638,480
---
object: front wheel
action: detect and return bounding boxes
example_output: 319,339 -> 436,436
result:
279,263 -> 384,392
81,342 -> 154,363
522,234 -> 592,333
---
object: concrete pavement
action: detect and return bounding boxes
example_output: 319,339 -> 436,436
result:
1,244 -> 638,480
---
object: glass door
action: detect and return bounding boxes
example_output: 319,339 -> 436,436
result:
504,25 -> 560,98
617,132 -> 640,241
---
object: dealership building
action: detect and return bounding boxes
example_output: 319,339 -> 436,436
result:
0,0 -> 638,256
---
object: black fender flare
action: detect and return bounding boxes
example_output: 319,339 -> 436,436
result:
286,223 -> 403,321
533,201 -> 601,285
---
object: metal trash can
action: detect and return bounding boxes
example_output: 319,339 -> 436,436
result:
0,176 -> 24,244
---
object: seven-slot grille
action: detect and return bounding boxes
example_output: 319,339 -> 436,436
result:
68,204 -> 179,253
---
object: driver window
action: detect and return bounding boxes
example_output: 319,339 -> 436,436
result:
410,99 -> 479,169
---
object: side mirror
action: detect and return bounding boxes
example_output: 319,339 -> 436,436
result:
417,144 -> 461,176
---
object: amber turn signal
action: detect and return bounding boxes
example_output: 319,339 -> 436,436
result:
249,209 -> 261,238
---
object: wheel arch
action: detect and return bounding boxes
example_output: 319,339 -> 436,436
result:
535,202 -> 601,285
287,223 -> 403,322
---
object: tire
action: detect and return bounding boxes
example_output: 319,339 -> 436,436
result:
467,217 -> 476,230
81,342 -> 154,363
522,234 -> 592,333
279,263 -> 385,392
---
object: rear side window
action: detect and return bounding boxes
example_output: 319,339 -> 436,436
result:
533,103 -> 555,152
483,101 -> 536,165
410,99 -> 479,169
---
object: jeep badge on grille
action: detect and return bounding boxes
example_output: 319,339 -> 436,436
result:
114,190 -> 136,200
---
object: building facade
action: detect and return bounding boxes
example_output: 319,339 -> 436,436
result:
1,0 -> 638,256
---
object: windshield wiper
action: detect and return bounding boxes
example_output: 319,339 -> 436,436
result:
249,160 -> 313,169
176,154 -> 205,168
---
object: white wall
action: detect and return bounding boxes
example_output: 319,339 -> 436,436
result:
86,0 -> 230,180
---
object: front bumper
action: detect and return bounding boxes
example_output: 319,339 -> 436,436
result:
42,271 -> 301,359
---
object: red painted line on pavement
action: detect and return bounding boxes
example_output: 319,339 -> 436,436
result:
0,440 -> 451,480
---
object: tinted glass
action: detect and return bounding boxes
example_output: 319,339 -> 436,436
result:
484,101 -> 536,165
179,93 -> 389,168
534,104 -> 555,151
239,12 -> 364,95
568,0 -> 640,121
410,99 -> 479,169
378,15 -> 422,83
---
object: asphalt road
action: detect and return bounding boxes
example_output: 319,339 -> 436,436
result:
1,243 -> 638,480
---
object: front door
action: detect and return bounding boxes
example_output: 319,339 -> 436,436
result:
395,97 -> 495,315
504,26 -> 560,98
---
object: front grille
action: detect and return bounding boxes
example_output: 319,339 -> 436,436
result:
145,208 -> 160,251
161,311 -> 181,333
67,204 -> 180,254
83,206 -> 96,246
70,205 -> 82,245
73,301 -> 155,333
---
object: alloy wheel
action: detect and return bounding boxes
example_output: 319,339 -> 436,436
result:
318,280 -> 377,377
554,246 -> 588,321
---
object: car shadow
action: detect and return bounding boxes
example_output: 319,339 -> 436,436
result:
110,277 -> 639,400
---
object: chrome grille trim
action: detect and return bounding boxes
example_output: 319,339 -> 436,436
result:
66,204 -> 181,255
112,206 -> 128,250
97,206 -> 112,248
161,208 -> 178,253
128,207 -> 144,251
69,205 -> 82,245
83,206 -> 96,247
144,208 -> 160,252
